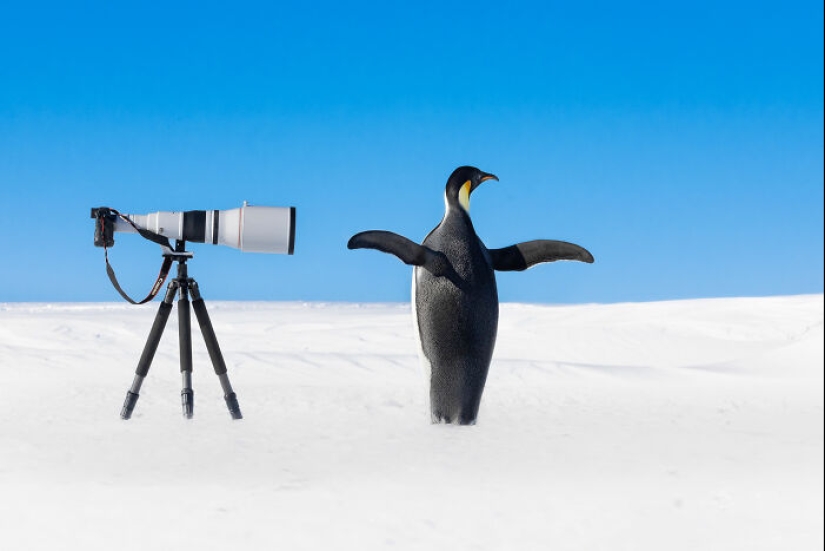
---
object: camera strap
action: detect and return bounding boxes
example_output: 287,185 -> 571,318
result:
98,209 -> 174,305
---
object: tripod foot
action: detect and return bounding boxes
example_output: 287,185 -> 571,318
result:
121,391 -> 140,420
181,389 -> 194,419
224,392 -> 243,420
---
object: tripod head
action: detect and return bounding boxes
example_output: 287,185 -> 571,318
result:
162,240 -> 195,261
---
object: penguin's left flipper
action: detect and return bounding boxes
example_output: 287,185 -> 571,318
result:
489,240 -> 594,271
348,231 -> 450,275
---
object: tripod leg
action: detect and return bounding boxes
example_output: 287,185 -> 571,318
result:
190,281 -> 243,419
121,281 -> 178,420
178,279 -> 194,419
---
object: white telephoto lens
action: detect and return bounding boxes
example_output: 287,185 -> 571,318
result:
114,205 -> 296,254
216,205 -> 295,254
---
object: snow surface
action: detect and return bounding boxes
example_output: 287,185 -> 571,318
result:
1,295 -> 822,550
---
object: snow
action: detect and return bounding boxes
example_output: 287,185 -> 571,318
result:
0,295 -> 822,550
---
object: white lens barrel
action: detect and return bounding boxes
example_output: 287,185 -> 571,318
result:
113,205 -> 296,254
146,211 -> 185,240
216,205 -> 295,254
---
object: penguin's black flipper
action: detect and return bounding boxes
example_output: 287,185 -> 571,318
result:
348,231 -> 451,275
348,231 -> 427,265
489,240 -> 594,271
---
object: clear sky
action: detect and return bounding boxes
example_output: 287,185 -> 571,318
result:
1,0 -> 822,304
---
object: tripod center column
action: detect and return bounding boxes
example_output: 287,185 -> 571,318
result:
175,240 -> 195,419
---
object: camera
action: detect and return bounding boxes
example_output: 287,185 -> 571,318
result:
92,203 -> 295,254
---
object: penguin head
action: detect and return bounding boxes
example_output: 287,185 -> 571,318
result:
445,166 -> 499,213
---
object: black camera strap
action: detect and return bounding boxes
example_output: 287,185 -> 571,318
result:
97,209 -> 174,305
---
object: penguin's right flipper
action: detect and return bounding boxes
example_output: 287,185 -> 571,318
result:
489,240 -> 594,271
348,231 -> 450,275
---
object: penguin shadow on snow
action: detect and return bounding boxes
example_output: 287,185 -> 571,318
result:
348,166 -> 594,425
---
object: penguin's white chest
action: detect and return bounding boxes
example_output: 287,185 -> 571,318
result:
411,266 -> 432,387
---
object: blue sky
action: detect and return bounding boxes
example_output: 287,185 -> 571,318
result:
1,0 -> 822,303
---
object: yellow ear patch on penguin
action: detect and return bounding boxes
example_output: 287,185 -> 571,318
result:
459,180 -> 472,212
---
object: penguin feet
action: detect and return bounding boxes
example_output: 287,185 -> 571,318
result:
431,410 -> 478,426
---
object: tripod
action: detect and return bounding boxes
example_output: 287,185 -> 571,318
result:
120,240 -> 243,420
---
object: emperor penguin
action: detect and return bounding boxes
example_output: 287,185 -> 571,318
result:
348,166 -> 594,424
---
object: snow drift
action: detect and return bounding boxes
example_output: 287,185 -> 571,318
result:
0,295 -> 822,550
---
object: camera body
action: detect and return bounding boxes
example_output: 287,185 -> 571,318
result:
92,207 -> 117,248
92,204 -> 295,254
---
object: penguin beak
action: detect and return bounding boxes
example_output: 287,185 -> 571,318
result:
473,173 -> 499,191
